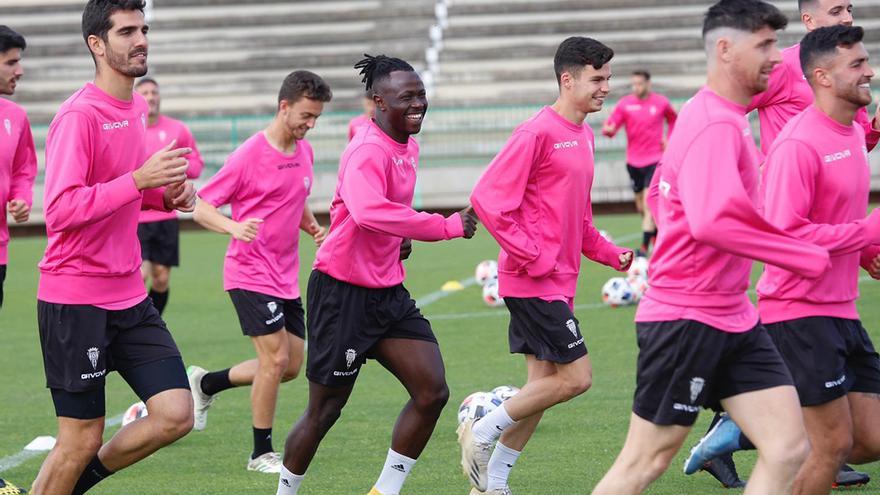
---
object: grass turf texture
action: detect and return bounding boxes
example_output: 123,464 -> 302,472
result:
1,212 -> 879,494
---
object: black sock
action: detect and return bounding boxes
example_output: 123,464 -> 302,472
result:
642,231 -> 652,252
200,369 -> 234,396
149,288 -> 169,315
72,455 -> 114,495
650,229 -> 658,247
252,427 -> 274,459
738,432 -> 755,451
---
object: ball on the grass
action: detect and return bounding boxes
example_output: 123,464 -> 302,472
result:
602,277 -> 636,307
122,401 -> 149,426
474,260 -> 498,286
492,385 -> 520,401
482,280 -> 505,307
627,256 -> 649,280
457,391 -> 503,425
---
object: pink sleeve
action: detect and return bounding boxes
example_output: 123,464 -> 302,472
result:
664,100 -> 677,137
861,245 -> 880,271
747,62 -> 789,112
141,188 -> 169,211
341,144 -> 463,241
602,103 -> 625,137
181,125 -> 205,179
9,114 -> 37,205
471,130 -> 545,271
646,161 -> 661,216
43,112 -> 142,233
855,107 -> 880,152
763,139 -> 880,255
348,122 -> 357,141
582,206 -> 630,270
198,153 -> 245,208
677,123 -> 830,278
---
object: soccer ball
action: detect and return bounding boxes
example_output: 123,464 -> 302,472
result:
457,391 -> 503,425
482,280 -> 505,307
492,385 -> 520,401
598,230 -> 614,243
122,401 -> 149,427
627,256 -> 649,281
474,260 -> 498,286
602,277 -> 636,307
628,276 -> 649,301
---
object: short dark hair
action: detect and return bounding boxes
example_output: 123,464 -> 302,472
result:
702,0 -> 788,39
632,70 -> 651,81
0,26 -> 26,54
135,77 -> 158,89
800,25 -> 865,81
354,54 -> 415,92
553,37 -> 614,84
798,0 -> 818,11
278,70 -> 332,105
82,0 -> 146,45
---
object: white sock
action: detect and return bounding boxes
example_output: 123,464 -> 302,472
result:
487,441 -> 522,490
277,465 -> 304,495
373,449 -> 417,495
473,403 -> 516,444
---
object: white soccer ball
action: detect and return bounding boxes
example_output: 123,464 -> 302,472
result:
628,276 -> 649,301
599,230 -> 614,244
474,260 -> 499,286
457,391 -> 503,425
602,277 -> 637,307
482,280 -> 505,307
122,401 -> 149,427
627,256 -> 649,281
491,385 -> 520,402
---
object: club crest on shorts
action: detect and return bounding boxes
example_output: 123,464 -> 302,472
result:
87,347 -> 100,370
565,319 -> 577,337
3,119 -> 10,136
267,301 -> 278,314
345,349 -> 357,369
689,377 -> 705,403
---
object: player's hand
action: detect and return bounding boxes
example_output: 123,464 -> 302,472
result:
601,122 -> 616,137
304,221 -> 327,247
459,206 -> 478,239
399,238 -> 412,260
867,253 -> 880,280
7,199 -> 30,223
133,139 -> 192,190
619,250 -> 634,271
231,218 -> 263,242
163,181 -> 196,212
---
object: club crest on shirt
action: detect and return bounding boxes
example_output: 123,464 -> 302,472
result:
649,106 -> 657,115
159,130 -> 167,142
3,119 -> 10,136
303,177 -> 311,190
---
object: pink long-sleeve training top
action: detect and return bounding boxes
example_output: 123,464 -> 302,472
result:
314,120 -> 464,288
471,106 -> 630,302
603,93 -> 677,167
199,132 -> 314,300
637,87 -> 830,333
757,106 -> 880,323
39,83 -> 169,309
139,115 -> 204,223
0,98 -> 37,265
749,43 -> 880,154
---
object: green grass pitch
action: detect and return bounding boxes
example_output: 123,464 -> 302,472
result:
1,212 -> 879,493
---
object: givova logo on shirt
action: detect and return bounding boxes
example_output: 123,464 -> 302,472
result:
824,149 -> 851,163
102,120 -> 129,131
553,140 -> 579,150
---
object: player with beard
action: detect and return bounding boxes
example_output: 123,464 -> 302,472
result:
134,77 -> 204,316
591,1 -> 833,493
31,1 -> 196,493
274,55 -> 477,495
0,24 -> 36,495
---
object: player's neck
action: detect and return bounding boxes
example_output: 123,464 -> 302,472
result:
264,118 -> 297,154
706,68 -> 751,106
551,98 -> 587,126
93,69 -> 134,102
814,94 -> 858,126
635,92 -> 651,100
148,114 -> 159,126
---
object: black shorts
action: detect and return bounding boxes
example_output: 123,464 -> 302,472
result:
505,297 -> 588,363
627,163 -> 657,193
228,289 -> 305,338
0,264 -> 6,308
633,320 -> 793,426
305,270 -> 438,387
766,317 -> 880,407
37,297 -> 188,419
137,219 -> 180,267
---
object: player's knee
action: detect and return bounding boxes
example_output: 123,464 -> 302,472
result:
153,402 -> 194,440
850,436 -> 880,463
59,433 -> 103,461
559,374 -> 592,401
764,433 -> 811,471
413,381 -> 449,415
281,359 -> 302,382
